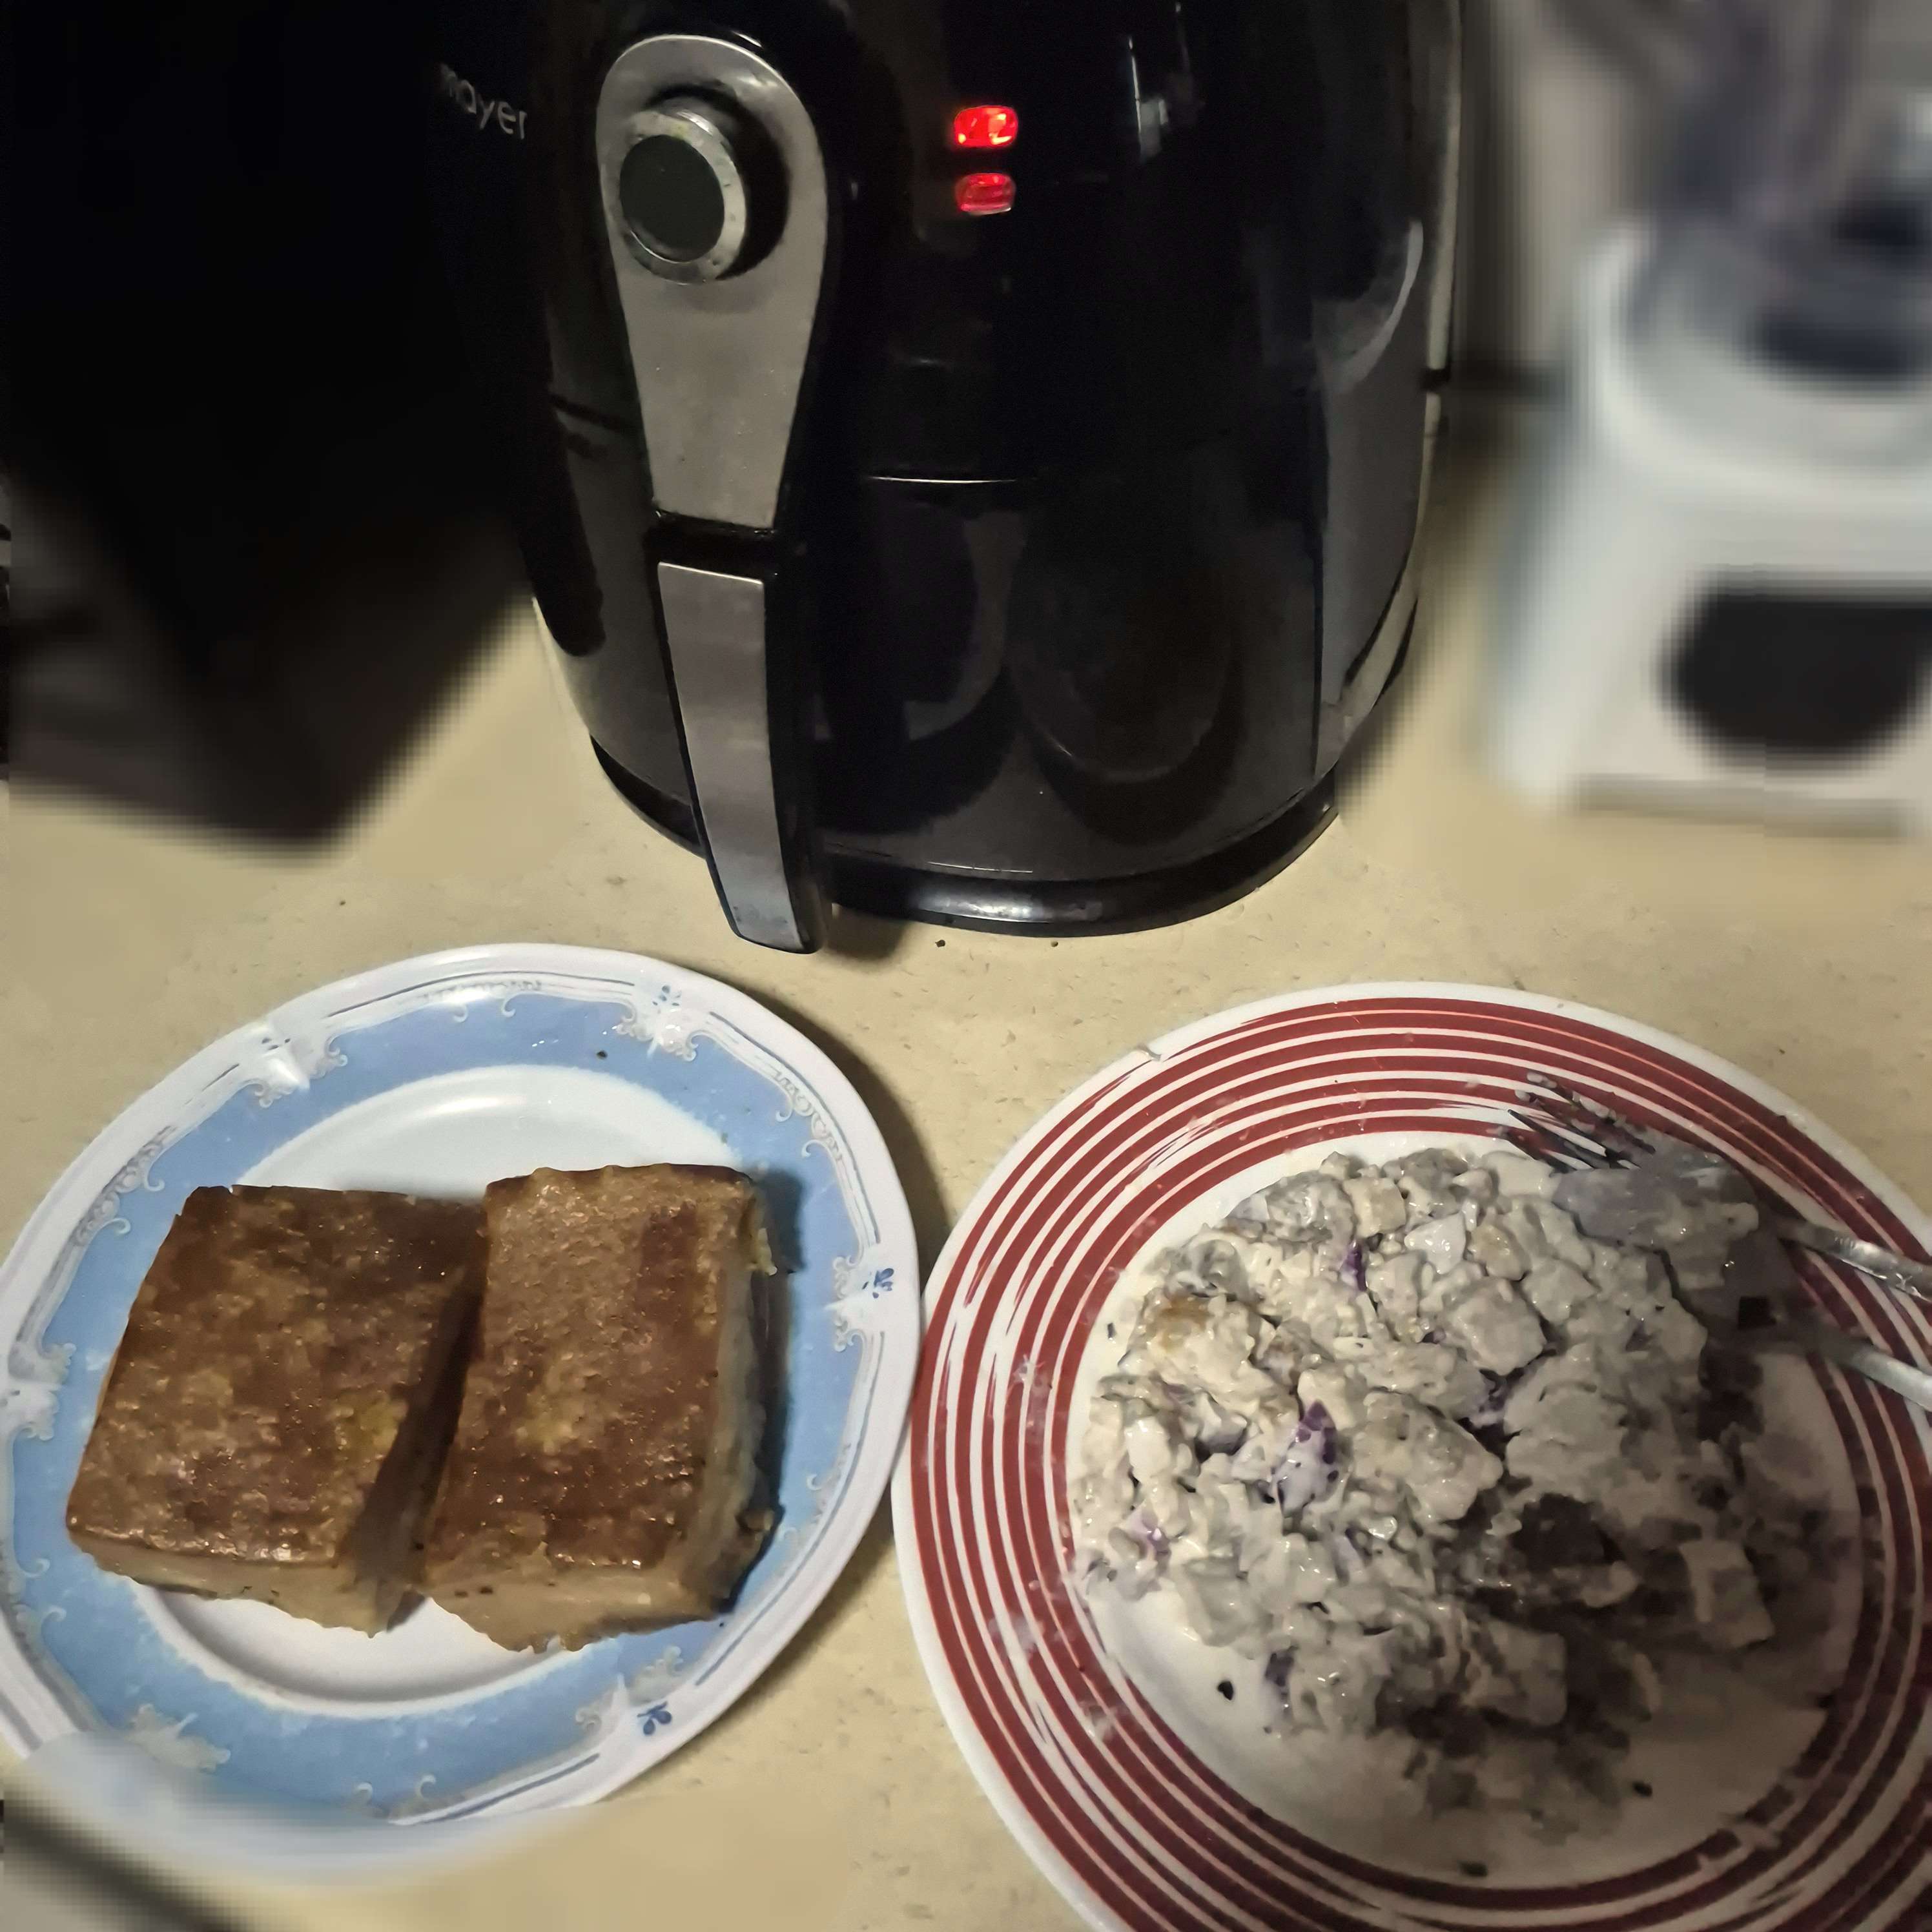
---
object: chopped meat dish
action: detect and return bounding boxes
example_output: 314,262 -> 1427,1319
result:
1075,1144 -> 1820,1814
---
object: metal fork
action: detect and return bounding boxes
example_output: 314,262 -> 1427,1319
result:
1505,1080 -> 1932,1413
1505,1080 -> 1932,1308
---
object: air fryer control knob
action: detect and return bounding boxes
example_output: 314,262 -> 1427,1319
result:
617,94 -> 761,283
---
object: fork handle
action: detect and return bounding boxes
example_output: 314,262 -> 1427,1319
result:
1767,1320 -> 1932,1413
1769,1212 -> 1932,1307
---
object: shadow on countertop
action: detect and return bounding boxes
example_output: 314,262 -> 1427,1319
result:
723,981 -> 952,1280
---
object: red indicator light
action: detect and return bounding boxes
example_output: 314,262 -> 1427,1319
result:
951,105 -> 1019,150
954,171 -> 1016,216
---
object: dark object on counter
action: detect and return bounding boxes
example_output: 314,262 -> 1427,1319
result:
7,3 -> 524,838
426,0 -> 1461,948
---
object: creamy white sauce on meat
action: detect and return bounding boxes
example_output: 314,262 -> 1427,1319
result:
1074,1143 -> 1834,1837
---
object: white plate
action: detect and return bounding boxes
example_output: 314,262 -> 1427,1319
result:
1,944 -> 918,1873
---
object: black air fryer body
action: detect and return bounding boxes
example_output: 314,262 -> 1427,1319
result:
429,0 -> 1458,947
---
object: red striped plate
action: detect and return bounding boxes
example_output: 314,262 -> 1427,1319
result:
893,986 -> 1931,1931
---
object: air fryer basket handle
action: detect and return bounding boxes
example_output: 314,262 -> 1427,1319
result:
653,544 -> 824,951
595,33 -> 834,952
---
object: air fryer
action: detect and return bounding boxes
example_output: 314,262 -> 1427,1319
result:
426,0 -> 1460,949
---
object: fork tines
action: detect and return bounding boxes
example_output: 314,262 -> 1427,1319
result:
1503,1076 -> 1653,1172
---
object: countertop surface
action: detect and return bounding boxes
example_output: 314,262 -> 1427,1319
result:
5,423 -> 1929,1930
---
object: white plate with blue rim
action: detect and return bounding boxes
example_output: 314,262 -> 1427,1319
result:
0,943 -> 919,1875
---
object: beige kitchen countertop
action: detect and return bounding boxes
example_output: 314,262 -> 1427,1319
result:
4,418 -> 1929,1930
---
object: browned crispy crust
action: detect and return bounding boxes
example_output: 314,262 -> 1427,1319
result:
419,1164 -> 772,1649
65,1185 -> 482,1630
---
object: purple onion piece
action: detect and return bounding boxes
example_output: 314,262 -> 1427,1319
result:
1340,1241 -> 1366,1294
1269,1403 -> 1339,1517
